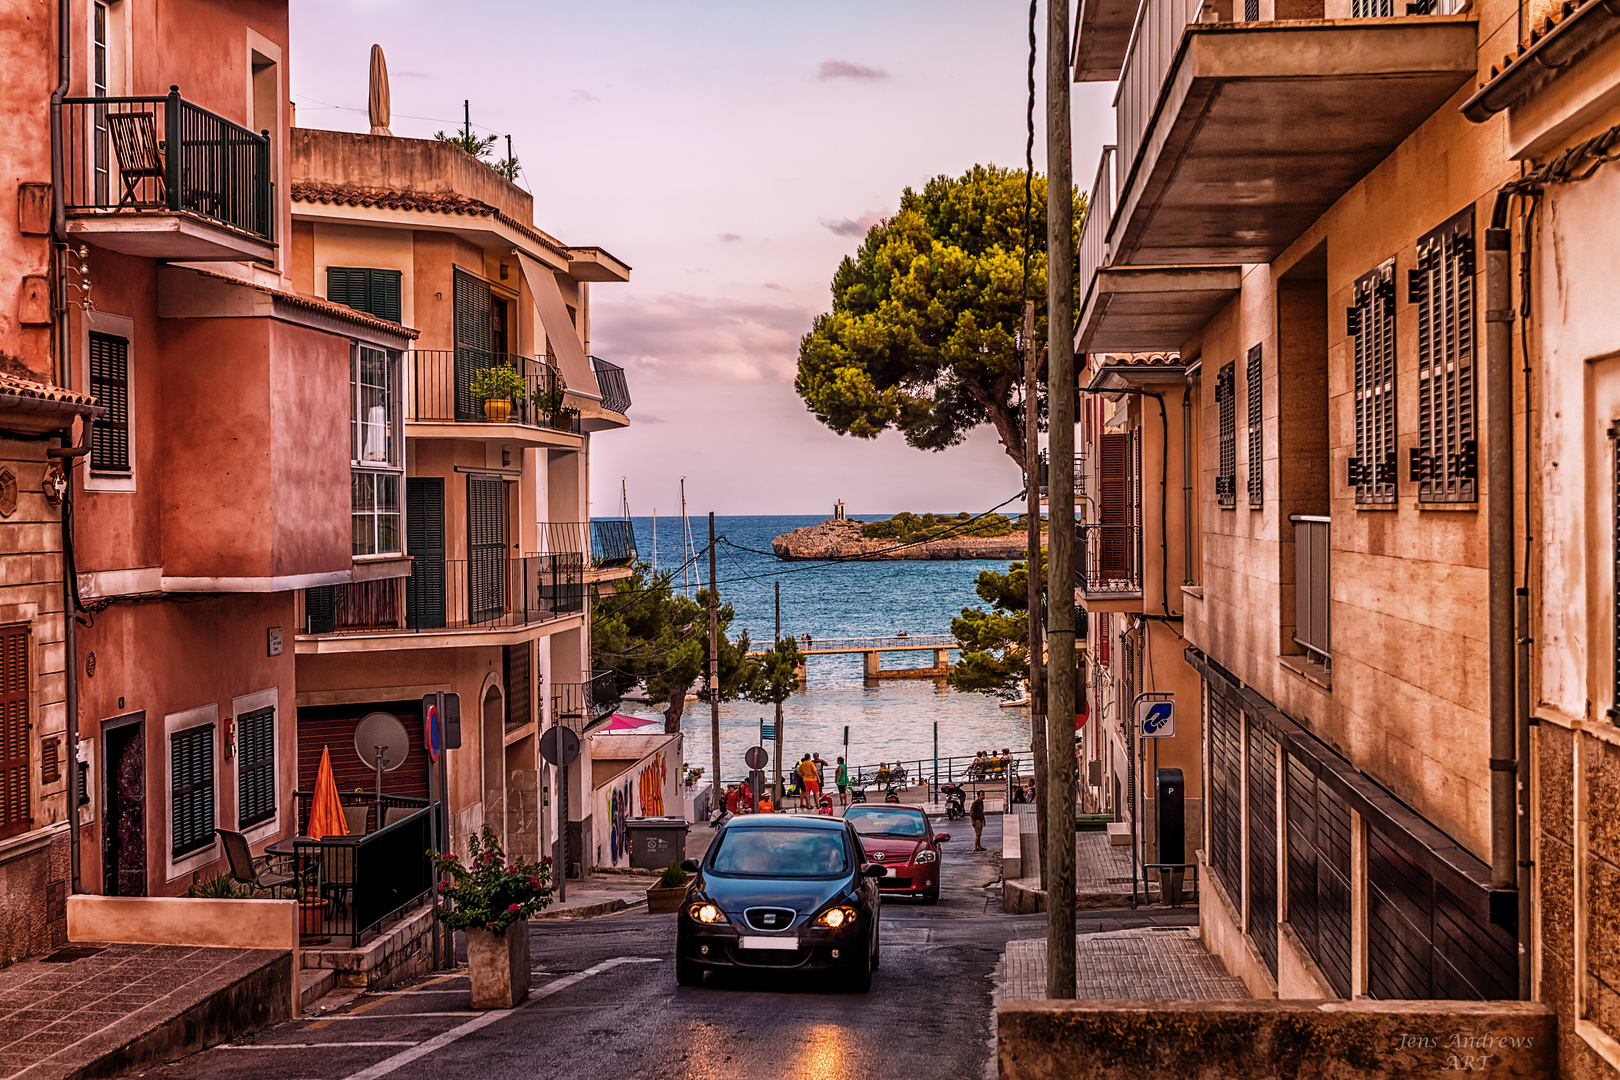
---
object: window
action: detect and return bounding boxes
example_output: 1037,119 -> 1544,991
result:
170,724 -> 215,858
0,624 -> 30,841
89,331 -> 130,474
236,707 -> 275,829
1348,261 -> 1397,505
1216,362 -> 1236,507
327,268 -> 403,323
1247,344 -> 1263,507
1410,209 -> 1477,503
350,344 -> 402,556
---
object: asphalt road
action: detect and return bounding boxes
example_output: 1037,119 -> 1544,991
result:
142,818 -> 1196,1080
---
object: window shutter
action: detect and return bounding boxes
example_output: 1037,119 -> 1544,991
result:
327,267 -> 368,312
237,707 -> 276,829
406,478 -> 447,629
305,586 -> 336,634
0,625 -> 30,840
1412,209 -> 1476,503
467,475 -> 506,625
170,725 -> 215,858
504,644 -> 532,731
454,272 -> 494,421
1098,612 -> 1111,666
89,332 -> 130,474
1216,363 -> 1237,507
368,269 -> 403,324
1247,344 -> 1263,506
1350,260 -> 1397,504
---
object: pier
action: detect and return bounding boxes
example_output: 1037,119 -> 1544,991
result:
787,633 -> 958,682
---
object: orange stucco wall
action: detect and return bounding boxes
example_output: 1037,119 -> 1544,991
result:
0,0 -> 53,372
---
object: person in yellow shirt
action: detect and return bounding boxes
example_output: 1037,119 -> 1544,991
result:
797,755 -> 819,810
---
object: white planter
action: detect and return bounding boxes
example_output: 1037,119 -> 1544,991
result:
465,921 -> 531,1009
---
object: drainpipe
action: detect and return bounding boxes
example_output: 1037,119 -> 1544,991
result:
51,435 -> 90,896
1181,387 -> 1193,585
1485,195 -> 1517,925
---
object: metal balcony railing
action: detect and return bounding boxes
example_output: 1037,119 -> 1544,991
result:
58,87 -> 272,239
1078,523 -> 1142,595
300,553 -> 584,635
1037,451 -> 1087,498
552,670 -> 622,728
409,351 -> 575,432
540,520 -> 638,569
1291,515 -> 1331,661
1078,146 -> 1116,312
590,356 -> 632,415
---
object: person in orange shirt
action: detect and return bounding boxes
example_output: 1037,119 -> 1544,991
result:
797,755 -> 819,809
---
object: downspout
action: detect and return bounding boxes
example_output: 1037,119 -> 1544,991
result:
1516,199 -> 1537,1002
1181,386 -> 1193,586
1485,194 -> 1517,934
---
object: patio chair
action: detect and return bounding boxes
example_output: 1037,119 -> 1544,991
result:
383,805 -> 417,829
106,112 -> 164,208
322,843 -> 356,921
216,829 -> 295,898
342,803 -> 370,837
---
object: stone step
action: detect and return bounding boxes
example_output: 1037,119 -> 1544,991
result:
299,967 -> 336,1012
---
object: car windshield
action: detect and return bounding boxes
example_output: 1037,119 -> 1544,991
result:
710,828 -> 850,877
844,808 -> 927,838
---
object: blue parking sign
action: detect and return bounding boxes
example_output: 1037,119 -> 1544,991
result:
1136,699 -> 1175,738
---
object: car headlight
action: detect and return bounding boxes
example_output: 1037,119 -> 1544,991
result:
912,849 -> 938,864
687,901 -> 728,924
814,905 -> 859,928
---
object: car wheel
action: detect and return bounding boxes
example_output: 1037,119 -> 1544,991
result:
921,886 -> 940,905
848,945 -> 873,993
871,923 -> 881,969
675,957 -> 703,986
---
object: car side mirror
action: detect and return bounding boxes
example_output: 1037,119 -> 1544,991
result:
935,834 -> 951,843
862,863 -> 888,878
680,859 -> 701,873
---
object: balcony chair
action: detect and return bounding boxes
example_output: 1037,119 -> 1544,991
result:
106,112 -> 164,208
216,829 -> 296,898
342,803 -> 370,837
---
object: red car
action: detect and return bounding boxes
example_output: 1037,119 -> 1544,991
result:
843,804 -> 950,904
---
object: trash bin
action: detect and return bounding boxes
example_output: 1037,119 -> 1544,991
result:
625,817 -> 690,870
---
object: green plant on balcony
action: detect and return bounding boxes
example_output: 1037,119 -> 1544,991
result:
532,376 -> 576,430
471,362 -> 527,423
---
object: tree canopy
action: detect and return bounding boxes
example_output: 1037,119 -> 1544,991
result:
795,164 -> 1084,473
947,551 -> 1045,697
591,565 -> 800,731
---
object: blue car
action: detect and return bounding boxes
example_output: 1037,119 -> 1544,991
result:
676,813 -> 886,990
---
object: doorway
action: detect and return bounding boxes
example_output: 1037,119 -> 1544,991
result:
482,685 -> 504,849
102,714 -> 145,896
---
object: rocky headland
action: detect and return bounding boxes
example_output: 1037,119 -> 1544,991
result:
771,517 -> 1038,561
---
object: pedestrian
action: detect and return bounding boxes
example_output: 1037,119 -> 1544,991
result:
836,756 -> 848,807
1026,779 -> 1036,804
813,753 -> 826,792
797,754 -> 818,809
970,791 -> 986,851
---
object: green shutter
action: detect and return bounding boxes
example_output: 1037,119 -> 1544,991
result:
305,586 -> 336,634
368,269 -> 402,323
329,267 -> 402,323
467,475 -> 505,624
236,707 -> 275,829
406,478 -> 446,629
454,272 -> 494,420
88,332 -> 130,474
170,725 -> 215,858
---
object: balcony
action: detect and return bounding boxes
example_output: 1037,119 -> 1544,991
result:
542,520 -> 639,572
552,670 -> 623,729
590,356 -> 632,416
295,553 -> 584,651
1099,4 -> 1477,268
1290,515 -> 1331,666
58,87 -> 275,261
1078,523 -> 1143,606
408,351 -> 579,442
1037,451 -> 1087,500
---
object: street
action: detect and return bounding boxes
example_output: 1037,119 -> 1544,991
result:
143,820 -> 1196,1080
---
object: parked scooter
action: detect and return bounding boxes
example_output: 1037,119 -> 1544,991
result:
941,782 -> 967,820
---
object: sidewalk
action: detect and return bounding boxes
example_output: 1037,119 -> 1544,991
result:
538,874 -> 656,918
1002,806 -> 1165,911
996,927 -> 1248,1002
0,942 -> 290,1079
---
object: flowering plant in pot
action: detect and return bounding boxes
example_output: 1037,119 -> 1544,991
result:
470,362 -> 527,423
646,861 -> 689,914
429,826 -> 553,1008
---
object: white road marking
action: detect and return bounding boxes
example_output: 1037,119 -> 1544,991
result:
316,1012 -> 474,1019
220,1042 -> 420,1050
338,957 -> 660,1080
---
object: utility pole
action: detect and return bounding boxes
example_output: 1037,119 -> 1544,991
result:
774,580 -> 785,807
708,512 -> 722,814
1045,0 -> 1078,1001
462,99 -> 471,142
1024,304 -> 1050,892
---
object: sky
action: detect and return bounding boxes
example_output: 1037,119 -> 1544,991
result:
289,1 -> 1115,517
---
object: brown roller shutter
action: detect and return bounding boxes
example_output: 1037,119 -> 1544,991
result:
0,625 -> 29,839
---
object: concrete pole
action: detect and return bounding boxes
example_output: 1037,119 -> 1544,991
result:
1045,0 -> 1078,1000
774,580 -> 784,807
1025,303 -> 1050,893
708,513 -> 722,812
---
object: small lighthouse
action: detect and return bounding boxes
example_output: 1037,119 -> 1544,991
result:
834,499 -> 846,521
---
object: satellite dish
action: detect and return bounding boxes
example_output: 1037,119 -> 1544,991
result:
354,712 -> 410,772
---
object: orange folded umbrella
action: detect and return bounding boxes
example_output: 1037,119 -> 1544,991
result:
308,746 -> 348,840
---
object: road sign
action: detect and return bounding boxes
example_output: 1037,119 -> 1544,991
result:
1137,699 -> 1176,738
761,723 -> 776,741
540,725 -> 581,767
745,745 -> 769,771
424,699 -> 442,763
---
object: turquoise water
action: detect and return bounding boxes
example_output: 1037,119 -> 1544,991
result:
606,514 -> 1033,784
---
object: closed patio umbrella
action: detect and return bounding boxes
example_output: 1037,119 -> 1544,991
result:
308,746 -> 348,840
367,44 -> 392,137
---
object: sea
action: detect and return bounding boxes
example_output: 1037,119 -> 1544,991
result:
605,514 -> 1033,785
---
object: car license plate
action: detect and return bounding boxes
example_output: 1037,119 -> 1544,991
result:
738,935 -> 800,951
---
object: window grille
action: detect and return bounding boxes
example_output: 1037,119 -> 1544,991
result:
89,332 -> 130,474
1216,362 -> 1237,507
1352,0 -> 1393,13
237,707 -> 275,829
1245,0 -> 1259,17
1247,344 -> 1263,506
1410,209 -> 1477,503
170,724 -> 215,858
1348,261 -> 1397,505
327,267 -> 402,323
0,625 -> 29,840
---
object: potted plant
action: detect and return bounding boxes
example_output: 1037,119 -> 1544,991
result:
533,374 -> 572,430
429,825 -> 553,1009
646,862 -> 689,914
471,363 -> 527,423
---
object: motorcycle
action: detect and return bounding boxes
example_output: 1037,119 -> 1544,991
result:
941,782 -> 967,820
850,785 -> 868,804
884,784 -> 901,803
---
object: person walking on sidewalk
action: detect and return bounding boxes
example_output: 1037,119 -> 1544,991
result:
797,754 -> 818,810
835,756 -> 849,807
970,791 -> 986,851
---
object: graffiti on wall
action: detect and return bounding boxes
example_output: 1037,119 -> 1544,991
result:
608,779 -> 632,863
639,750 -> 667,817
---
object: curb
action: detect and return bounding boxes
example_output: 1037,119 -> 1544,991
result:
535,897 -> 648,920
